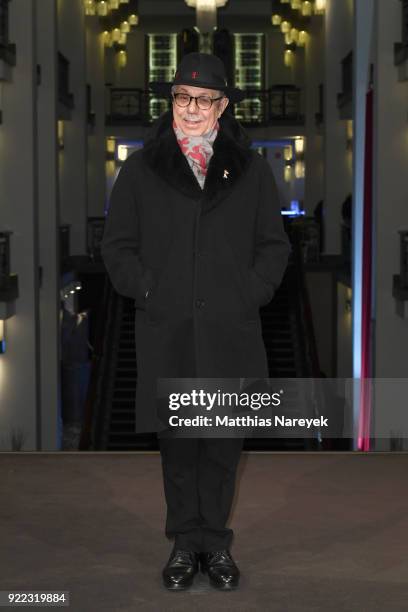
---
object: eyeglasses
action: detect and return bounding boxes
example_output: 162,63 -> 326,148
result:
172,92 -> 224,110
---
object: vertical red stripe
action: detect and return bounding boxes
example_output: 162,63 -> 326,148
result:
358,87 -> 373,451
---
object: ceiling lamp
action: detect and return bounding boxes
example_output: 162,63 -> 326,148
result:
284,49 -> 293,67
295,160 -> 305,178
96,1 -> 109,16
184,0 -> 228,33
120,20 -> 130,33
108,0 -> 120,9
284,145 -> 293,161
290,0 -> 302,9
129,14 -> 139,26
118,50 -> 127,68
301,1 -> 313,16
119,0 -> 130,3
84,0 -> 96,15
102,30 -> 111,46
106,137 -> 116,154
295,137 -> 305,154
271,14 -> 282,26
280,20 -> 291,33
119,32 -> 127,44
112,27 -> 121,41
290,28 -> 299,43
298,30 -> 308,46
184,0 -> 228,7
284,165 -> 292,183
314,0 -> 326,14
117,145 -> 129,161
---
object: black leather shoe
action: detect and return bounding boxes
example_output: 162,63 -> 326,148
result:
200,549 -> 240,590
162,548 -> 199,590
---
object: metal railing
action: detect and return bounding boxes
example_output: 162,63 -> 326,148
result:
106,85 -> 304,126
289,224 -> 325,449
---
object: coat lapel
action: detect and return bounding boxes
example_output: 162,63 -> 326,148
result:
142,110 -> 253,214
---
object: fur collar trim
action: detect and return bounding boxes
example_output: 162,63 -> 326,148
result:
142,110 -> 253,214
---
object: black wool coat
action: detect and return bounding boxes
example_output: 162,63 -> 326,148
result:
101,109 -> 292,432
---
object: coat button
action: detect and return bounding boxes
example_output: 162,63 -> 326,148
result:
195,299 -> 205,309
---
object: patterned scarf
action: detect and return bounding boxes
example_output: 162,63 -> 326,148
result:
173,119 -> 219,189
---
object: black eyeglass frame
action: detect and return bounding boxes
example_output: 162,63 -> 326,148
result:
172,92 -> 225,109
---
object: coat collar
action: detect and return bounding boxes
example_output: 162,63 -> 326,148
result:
142,110 -> 253,214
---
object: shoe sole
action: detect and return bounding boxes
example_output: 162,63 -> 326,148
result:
163,579 -> 194,591
200,567 -> 239,590
164,583 -> 193,591
163,570 -> 198,591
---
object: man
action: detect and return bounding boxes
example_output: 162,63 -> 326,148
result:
101,52 -> 291,591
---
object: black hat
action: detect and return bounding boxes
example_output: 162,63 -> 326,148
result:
149,52 -> 245,103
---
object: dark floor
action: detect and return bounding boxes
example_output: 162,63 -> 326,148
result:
1,452 -> 408,611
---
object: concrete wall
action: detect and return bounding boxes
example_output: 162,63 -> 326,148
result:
37,0 -> 60,450
324,0 -> 354,254
57,0 -> 87,255
373,0 -> 408,379
0,0 -> 39,450
86,18 -> 106,217
304,15 -> 325,217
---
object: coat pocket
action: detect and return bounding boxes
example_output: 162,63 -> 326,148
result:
246,267 -> 276,308
221,241 -> 259,320
222,238 -> 275,319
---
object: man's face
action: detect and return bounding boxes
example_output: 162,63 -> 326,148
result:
172,84 -> 229,136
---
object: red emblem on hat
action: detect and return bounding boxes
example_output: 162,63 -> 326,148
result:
192,71 -> 199,79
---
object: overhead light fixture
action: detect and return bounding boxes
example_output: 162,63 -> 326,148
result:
57,120 -> 64,149
118,50 -> 127,68
298,30 -> 309,46
120,21 -> 130,33
290,28 -> 299,44
108,0 -> 120,9
96,1 -> 108,16
184,0 -> 228,7
102,30 -> 111,46
295,160 -> 305,178
284,165 -> 292,182
284,145 -> 293,161
106,137 -> 115,154
301,1 -> 313,16
184,0 -> 228,33
295,137 -> 305,154
84,0 -> 96,15
314,0 -> 326,14
284,49 -> 293,67
271,14 -> 282,26
129,14 -> 139,26
280,21 -> 291,33
117,144 -> 128,161
112,28 -> 121,41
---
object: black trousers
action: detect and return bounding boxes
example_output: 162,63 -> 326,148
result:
158,436 -> 244,553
